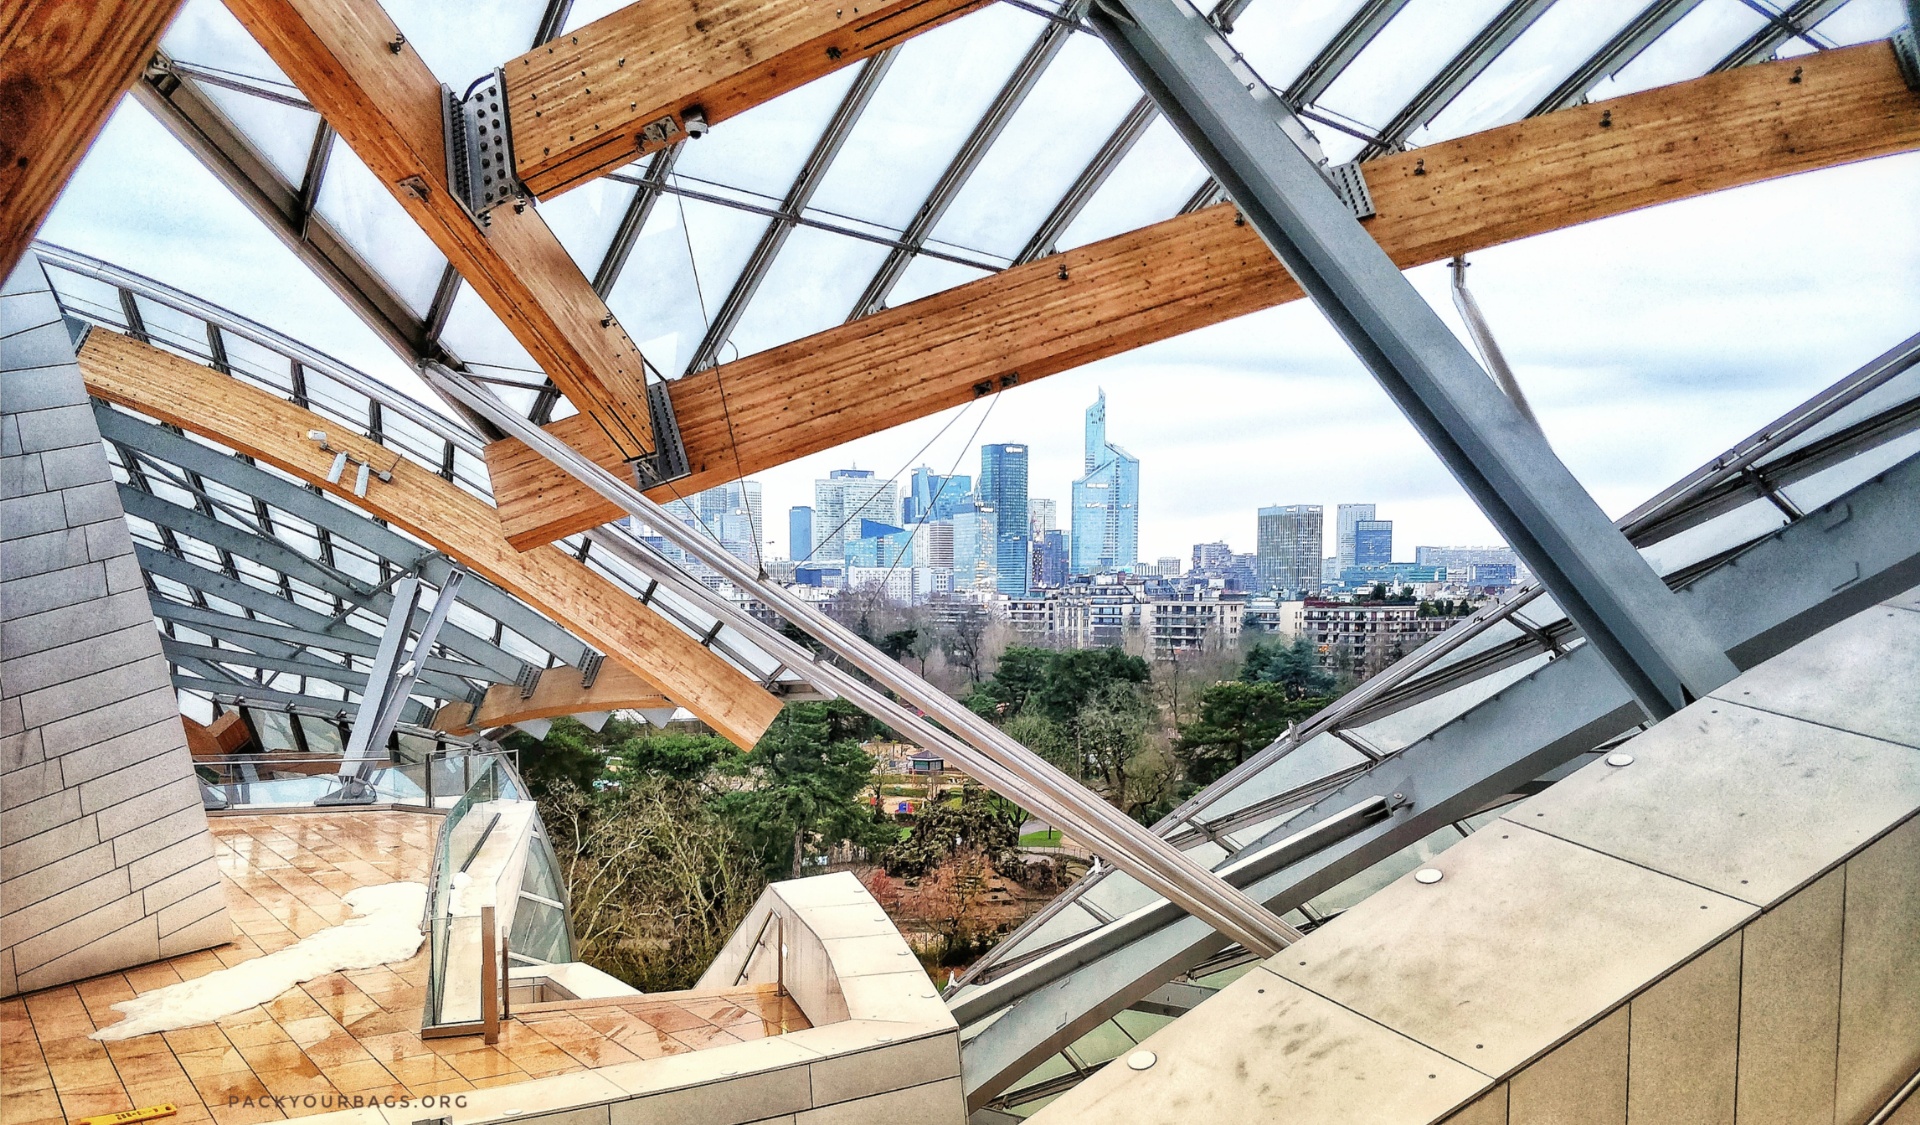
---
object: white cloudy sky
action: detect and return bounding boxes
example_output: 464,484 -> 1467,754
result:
39,9 -> 1920,566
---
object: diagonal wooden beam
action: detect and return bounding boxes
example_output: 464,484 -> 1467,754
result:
429,662 -> 672,735
77,326 -> 782,748
0,0 -> 182,278
507,0 -> 989,200
223,0 -> 658,462
485,41 -> 1920,549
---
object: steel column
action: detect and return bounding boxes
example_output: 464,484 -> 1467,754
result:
1089,0 -> 1737,717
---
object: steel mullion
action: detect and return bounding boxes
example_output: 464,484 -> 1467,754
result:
847,21 -> 1076,321
685,49 -> 900,374
1358,0 -> 1557,160
1283,0 -> 1413,107
1528,0 -> 1704,115
1714,0 -> 1845,71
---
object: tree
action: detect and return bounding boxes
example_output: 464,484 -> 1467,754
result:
1241,637 -> 1336,700
883,786 -> 1021,877
939,606 -> 991,686
542,777 -> 764,992
717,702 -> 891,879
1174,680 -> 1326,786
501,715 -> 624,798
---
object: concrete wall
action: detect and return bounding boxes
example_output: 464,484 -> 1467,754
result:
1,258 -> 230,997
1034,589 -> 1920,1125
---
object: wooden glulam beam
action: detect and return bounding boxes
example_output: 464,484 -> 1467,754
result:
429,663 -> 673,735
77,327 -> 783,749
485,42 -> 1920,549
0,0 -> 183,278
507,0 -> 989,199
222,0 -> 659,462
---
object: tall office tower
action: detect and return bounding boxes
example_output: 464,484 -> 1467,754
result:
980,443 -> 1031,596
906,465 -> 971,523
913,520 -> 955,570
1257,504 -> 1324,595
740,481 -> 763,550
952,502 -> 998,591
1354,518 -> 1393,567
813,469 -> 901,564
1335,503 -> 1377,570
788,507 -> 813,562
1030,498 -> 1057,536
1071,390 -> 1140,574
1191,541 -> 1233,570
1036,530 -> 1069,588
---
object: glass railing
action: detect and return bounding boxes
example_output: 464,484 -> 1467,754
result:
423,756 -> 575,1031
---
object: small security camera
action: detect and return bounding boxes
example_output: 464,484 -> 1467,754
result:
683,107 -> 709,139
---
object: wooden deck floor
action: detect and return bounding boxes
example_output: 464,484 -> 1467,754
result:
1,811 -> 804,1125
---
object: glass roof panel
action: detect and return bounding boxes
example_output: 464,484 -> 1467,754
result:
723,226 -> 893,357
313,143 -> 448,317
673,67 -> 863,203
559,0 -> 628,34
927,32 -> 1142,262
1411,0 -> 1646,145
1813,0 -> 1907,45
199,85 -> 323,188
1587,0 -> 1770,102
605,193 -> 764,375
537,175 -> 637,275
382,0 -> 543,87
1224,0 -> 1369,92
161,0 -> 295,88
1316,0 -> 1514,132
1052,115 -> 1206,252
439,284 -> 543,384
805,5 -> 1048,232
888,255 -> 994,308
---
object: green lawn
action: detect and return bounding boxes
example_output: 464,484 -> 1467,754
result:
1019,829 -> 1063,848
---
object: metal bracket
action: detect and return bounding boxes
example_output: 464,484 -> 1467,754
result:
442,71 -> 526,224
1894,25 -> 1920,92
1324,161 -> 1374,220
578,649 -> 604,689
631,379 -> 692,489
515,663 -> 543,699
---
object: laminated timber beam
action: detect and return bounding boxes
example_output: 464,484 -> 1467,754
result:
0,0 -> 182,277
77,327 -> 783,749
486,41 -> 1920,549
508,0 -> 989,199
429,663 -> 673,735
222,0 -> 659,462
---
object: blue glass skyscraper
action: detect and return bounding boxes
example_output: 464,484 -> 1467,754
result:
979,443 -> 1030,596
906,466 -> 971,524
1071,391 -> 1139,574
1354,519 -> 1393,567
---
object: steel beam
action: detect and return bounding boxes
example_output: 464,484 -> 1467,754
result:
96,404 -> 586,665
150,597 -> 494,694
1090,0 -> 1737,717
1357,0 -> 1555,160
958,446 -> 1920,1107
368,571 -> 464,757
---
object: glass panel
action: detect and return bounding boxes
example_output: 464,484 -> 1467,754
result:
1224,0 -> 1368,91
1054,115 -> 1206,252
674,67 -> 862,202
1316,0 -> 1515,131
537,175 -> 637,273
1412,0 -> 1645,145
383,0 -> 541,86
604,194 -> 764,376
198,84 -> 323,188
248,707 -> 299,751
1813,0 -> 1906,45
724,226 -> 892,357
1587,0 -> 1770,102
297,714 -> 345,755
313,143 -> 448,316
438,284 -> 544,390
1307,824 -> 1465,916
888,255 -> 994,308
161,0 -> 296,88
509,898 -> 571,964
805,6 -> 1046,231
1062,1020 -> 1136,1068
927,34 -> 1141,262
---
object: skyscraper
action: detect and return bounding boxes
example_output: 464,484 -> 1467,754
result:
813,469 -> 900,564
1335,503 -> 1376,570
979,443 -> 1030,596
788,506 -> 812,561
906,466 -> 971,524
1029,498 -> 1057,536
1354,519 -> 1392,567
1257,504 -> 1323,595
1071,391 -> 1140,574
